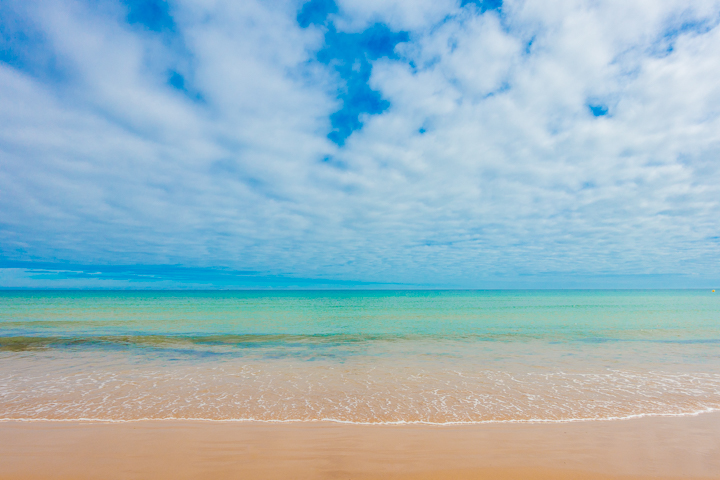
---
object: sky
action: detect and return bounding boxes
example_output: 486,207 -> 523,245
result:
1,0 -> 719,289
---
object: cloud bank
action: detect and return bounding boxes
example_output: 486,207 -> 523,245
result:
1,0 -> 719,288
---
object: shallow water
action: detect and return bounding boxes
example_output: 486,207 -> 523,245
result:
1,290 -> 719,423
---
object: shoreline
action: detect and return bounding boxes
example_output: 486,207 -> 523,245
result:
2,411 -> 719,479
1,406 -> 718,425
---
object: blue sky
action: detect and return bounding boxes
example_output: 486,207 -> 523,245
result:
1,0 -> 719,289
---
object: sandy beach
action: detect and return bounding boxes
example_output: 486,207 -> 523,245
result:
1,411 -> 719,479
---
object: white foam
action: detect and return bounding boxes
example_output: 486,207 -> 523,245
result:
2,360 -> 720,424
1,407 -> 718,425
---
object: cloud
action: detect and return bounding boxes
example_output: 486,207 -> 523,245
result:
1,0 -> 719,288
0,261 -> 389,289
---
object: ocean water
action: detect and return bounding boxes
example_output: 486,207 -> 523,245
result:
1,290 -> 719,424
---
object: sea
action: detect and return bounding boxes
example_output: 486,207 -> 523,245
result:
1,290 -> 719,424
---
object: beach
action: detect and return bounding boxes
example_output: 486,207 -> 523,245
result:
2,290 -> 719,478
1,412 -> 719,479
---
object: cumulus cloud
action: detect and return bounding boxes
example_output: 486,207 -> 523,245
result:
1,0 -> 719,287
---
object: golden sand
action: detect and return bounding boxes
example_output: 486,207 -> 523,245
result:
1,412 -> 719,479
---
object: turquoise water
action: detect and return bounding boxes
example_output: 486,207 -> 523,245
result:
1,290 -> 719,423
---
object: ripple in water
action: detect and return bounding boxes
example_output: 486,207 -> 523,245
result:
2,355 -> 720,423
2,290 -> 719,423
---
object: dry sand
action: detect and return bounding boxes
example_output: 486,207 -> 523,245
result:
1,412 -> 719,479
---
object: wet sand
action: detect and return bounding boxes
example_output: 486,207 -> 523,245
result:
1,412 -> 719,480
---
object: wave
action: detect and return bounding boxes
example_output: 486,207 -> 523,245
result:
1,408 -> 718,425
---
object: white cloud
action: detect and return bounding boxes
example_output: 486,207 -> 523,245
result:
1,0 -> 719,287
333,0 -> 459,32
